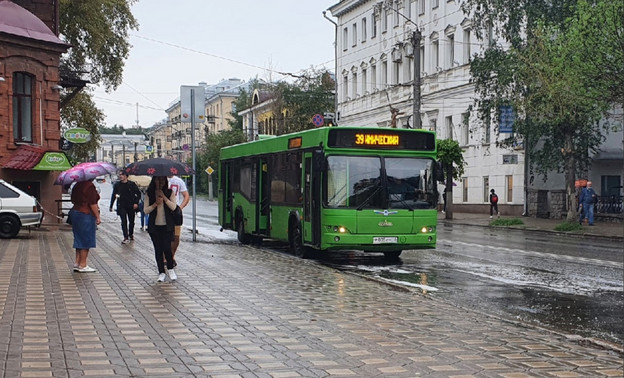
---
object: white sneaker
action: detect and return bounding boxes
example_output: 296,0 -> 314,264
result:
77,266 -> 96,273
168,269 -> 177,281
490,215 -> 493,219
157,273 -> 166,282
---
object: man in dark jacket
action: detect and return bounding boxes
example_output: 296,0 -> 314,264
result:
110,171 -> 141,244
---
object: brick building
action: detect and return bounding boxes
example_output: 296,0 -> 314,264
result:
0,0 -> 71,224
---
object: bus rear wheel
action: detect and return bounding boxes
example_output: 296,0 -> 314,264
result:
237,219 -> 250,244
383,250 -> 402,260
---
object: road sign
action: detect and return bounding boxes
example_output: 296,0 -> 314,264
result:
180,85 -> 205,123
312,113 -> 324,127
205,166 -> 214,175
499,106 -> 514,133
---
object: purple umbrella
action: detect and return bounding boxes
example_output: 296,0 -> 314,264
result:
54,162 -> 117,186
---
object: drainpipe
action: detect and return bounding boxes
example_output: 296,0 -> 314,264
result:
323,11 -> 338,125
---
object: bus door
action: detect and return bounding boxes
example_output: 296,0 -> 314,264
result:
303,151 -> 321,246
219,161 -> 233,228
257,159 -> 270,234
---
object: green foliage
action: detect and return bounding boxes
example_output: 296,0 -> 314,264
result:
99,125 -> 147,135
269,68 -> 335,135
554,221 -> 583,232
490,218 -> 524,226
197,130 -> 246,193
58,0 -> 138,160
228,78 -> 265,131
436,139 -> 466,179
59,0 -> 138,91
60,90 -> 103,162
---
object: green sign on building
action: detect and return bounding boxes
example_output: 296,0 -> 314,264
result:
33,152 -> 72,171
63,127 -> 92,143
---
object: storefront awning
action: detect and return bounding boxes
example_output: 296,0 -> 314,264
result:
1,145 -> 72,171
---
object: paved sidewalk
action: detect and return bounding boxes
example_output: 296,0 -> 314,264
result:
439,212 -> 624,240
0,217 -> 622,377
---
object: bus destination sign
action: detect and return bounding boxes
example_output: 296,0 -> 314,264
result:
328,129 -> 435,150
355,133 -> 399,146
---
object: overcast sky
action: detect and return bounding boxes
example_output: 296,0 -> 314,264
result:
93,0 -> 337,129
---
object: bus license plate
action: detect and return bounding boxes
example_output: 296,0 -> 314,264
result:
373,236 -> 397,244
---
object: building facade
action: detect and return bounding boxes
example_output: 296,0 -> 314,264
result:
0,0 -> 71,224
328,0 -> 623,218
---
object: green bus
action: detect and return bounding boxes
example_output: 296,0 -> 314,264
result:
218,127 -> 440,259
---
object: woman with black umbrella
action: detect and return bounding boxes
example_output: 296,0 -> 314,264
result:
144,176 -> 178,282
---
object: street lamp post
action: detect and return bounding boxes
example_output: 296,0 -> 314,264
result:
412,29 -> 422,129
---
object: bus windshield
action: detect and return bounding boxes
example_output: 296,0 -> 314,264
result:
325,156 -> 437,210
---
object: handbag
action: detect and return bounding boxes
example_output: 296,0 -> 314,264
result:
172,205 -> 183,226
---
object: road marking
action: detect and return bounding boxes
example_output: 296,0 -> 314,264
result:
443,241 -> 623,269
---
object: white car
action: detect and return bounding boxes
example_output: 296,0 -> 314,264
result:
0,179 -> 43,238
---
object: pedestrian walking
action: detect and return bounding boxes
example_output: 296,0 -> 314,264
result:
109,171 -> 141,244
168,175 -> 190,265
144,176 -> 178,282
578,181 -> 597,225
489,189 -> 500,219
68,179 -> 101,273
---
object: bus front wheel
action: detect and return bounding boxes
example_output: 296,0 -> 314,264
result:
289,222 -> 311,258
383,250 -> 402,260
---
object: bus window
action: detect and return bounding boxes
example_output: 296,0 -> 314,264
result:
325,156 -> 383,209
385,157 -> 436,209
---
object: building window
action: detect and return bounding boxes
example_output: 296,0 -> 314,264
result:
447,34 -> 455,68
393,1 -> 400,27
485,114 -> 491,144
382,8 -> 388,32
343,27 -> 348,50
506,175 -> 513,202
432,41 -> 439,70
419,0 -> 425,14
432,0 -> 439,9
362,68 -> 367,94
381,61 -> 388,87
502,155 -> 518,164
483,177 -> 489,202
352,71 -> 358,97
406,0 -> 412,19
405,56 -> 413,82
362,17 -> 367,41
462,177 -> 468,202
13,72 -> 34,143
445,115 -> 453,140
429,118 -> 437,133
463,29 -> 471,63
371,64 -> 377,90
352,23 -> 357,46
420,45 -> 425,73
393,61 -> 400,85
371,14 -> 377,38
461,112 -> 470,145
343,75 -> 348,100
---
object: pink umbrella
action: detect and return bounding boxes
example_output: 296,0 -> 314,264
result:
54,162 -> 117,186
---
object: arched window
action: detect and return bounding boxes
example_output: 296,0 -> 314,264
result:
13,72 -> 34,143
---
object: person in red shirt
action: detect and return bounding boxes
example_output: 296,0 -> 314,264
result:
69,180 -> 101,272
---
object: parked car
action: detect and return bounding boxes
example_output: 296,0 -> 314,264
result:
0,179 -> 43,238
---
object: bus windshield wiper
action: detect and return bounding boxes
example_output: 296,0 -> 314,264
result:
356,185 -> 382,210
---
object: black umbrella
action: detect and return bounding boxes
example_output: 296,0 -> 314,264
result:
124,158 -> 193,177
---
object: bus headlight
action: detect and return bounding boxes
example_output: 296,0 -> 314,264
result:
420,226 -> 435,233
331,226 -> 348,233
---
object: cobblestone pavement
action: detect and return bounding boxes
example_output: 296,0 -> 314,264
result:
0,219 -> 622,377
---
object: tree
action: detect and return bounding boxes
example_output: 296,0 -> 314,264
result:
269,68 -> 335,135
463,0 -> 622,220
59,0 -> 138,160
437,139 -> 466,220
198,130 -> 246,194
60,89 -> 104,163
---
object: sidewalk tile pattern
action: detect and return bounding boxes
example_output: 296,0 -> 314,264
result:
0,221 -> 621,377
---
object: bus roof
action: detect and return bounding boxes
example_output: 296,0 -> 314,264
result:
220,127 -> 436,160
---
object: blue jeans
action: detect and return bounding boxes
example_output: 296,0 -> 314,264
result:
579,203 -> 594,225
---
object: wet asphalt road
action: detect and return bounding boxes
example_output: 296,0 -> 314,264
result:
176,194 -> 624,346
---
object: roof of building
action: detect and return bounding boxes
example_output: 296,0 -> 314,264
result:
0,0 -> 68,46
1,145 -> 47,170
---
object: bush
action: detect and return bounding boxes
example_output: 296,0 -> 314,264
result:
554,221 -> 583,232
490,218 -> 525,226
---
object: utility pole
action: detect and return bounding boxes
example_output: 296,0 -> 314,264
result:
412,29 -> 422,129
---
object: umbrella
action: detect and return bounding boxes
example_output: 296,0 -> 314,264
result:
128,175 -> 152,189
124,158 -> 193,177
54,161 -> 117,186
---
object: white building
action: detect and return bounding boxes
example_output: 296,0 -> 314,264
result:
328,0 -> 525,215
328,0 -> 623,218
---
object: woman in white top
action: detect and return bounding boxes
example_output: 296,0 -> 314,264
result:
144,176 -> 178,282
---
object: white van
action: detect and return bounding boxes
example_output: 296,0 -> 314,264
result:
0,179 -> 44,238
